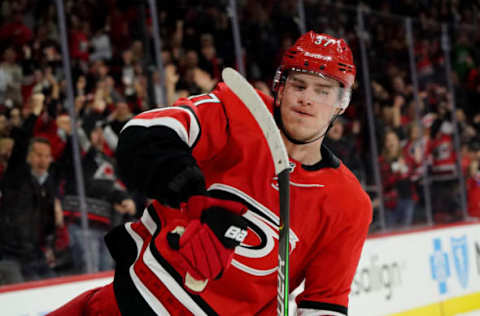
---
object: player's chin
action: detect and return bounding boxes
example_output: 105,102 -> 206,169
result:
288,128 -> 320,143
298,134 -> 322,143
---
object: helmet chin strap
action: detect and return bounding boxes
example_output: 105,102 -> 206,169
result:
273,95 -> 340,145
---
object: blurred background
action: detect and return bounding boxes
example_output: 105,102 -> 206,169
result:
0,0 -> 479,312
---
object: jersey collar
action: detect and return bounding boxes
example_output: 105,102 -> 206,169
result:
301,144 -> 340,171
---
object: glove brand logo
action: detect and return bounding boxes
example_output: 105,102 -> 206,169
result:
225,226 -> 248,243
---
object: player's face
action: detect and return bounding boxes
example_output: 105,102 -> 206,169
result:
278,72 -> 343,143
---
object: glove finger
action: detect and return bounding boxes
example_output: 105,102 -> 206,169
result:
175,244 -> 208,293
179,226 -> 224,280
179,220 -> 202,247
178,241 -> 206,281
205,227 -> 235,274
171,221 -> 205,281
190,230 -> 215,278
199,227 -> 223,278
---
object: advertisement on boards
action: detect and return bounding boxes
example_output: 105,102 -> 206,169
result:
349,223 -> 480,316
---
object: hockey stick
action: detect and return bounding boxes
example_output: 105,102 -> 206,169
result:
221,67 -> 291,316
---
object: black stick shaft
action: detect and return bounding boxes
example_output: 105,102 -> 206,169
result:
277,169 -> 290,316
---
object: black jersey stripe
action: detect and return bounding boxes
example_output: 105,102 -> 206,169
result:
111,208 -> 159,316
114,266 -> 159,316
297,300 -> 348,315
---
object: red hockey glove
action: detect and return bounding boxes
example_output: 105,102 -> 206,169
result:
167,196 -> 248,293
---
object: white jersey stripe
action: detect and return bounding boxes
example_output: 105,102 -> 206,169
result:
121,107 -> 200,147
191,93 -> 221,106
124,211 -> 209,315
187,93 -> 206,99
123,117 -> 189,145
140,209 -> 157,235
208,183 -> 279,225
143,246 -> 208,316
124,222 -> 171,315
231,258 -> 277,276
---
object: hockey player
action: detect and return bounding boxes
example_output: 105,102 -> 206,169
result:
49,31 -> 371,316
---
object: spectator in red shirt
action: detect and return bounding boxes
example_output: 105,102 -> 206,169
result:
0,10 -> 32,47
428,119 -> 461,223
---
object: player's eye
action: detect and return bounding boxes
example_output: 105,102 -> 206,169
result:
316,88 -> 330,96
293,84 -> 305,91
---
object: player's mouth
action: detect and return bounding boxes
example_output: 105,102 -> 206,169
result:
292,108 -> 314,117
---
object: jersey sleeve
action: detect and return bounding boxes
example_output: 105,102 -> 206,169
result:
296,185 -> 372,316
116,87 -> 229,202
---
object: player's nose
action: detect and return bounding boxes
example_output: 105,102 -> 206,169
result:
298,88 -> 314,106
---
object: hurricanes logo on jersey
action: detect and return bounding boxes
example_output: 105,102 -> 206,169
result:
232,207 -> 299,276
209,185 -> 299,277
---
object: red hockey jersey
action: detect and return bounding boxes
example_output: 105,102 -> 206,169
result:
428,133 -> 457,179
109,83 -> 372,315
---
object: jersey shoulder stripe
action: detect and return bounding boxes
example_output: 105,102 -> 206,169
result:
188,93 -> 221,106
121,106 -> 200,147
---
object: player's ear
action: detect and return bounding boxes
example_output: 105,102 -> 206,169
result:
275,85 -> 285,107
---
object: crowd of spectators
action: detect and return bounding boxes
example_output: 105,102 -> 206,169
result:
303,1 -> 480,229
0,0 -> 479,285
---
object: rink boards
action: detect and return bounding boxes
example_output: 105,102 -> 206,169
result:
348,221 -> 480,316
0,222 -> 479,316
